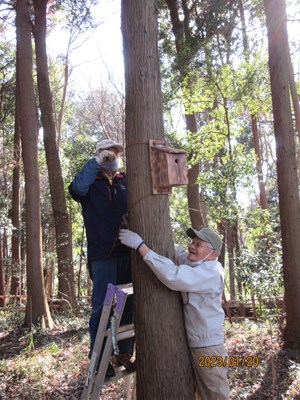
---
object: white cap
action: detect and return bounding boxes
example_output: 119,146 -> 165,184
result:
95,139 -> 124,154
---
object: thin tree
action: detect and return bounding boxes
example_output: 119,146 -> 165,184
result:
238,0 -> 268,209
121,0 -> 195,398
285,38 -> 300,139
264,0 -> 300,346
0,233 -> 6,307
10,50 -> 22,302
16,0 -> 53,329
165,0 -> 207,229
32,0 -> 76,310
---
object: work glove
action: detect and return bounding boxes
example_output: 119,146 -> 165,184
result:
119,229 -> 144,250
94,150 -> 116,165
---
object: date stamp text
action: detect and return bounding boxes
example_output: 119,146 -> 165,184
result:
198,355 -> 259,368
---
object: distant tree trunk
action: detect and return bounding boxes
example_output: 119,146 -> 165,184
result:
0,234 -> 6,307
122,0 -> 195,398
286,47 -> 300,138
3,230 -> 11,301
217,221 -> 226,266
238,0 -> 268,209
16,0 -> 53,329
45,228 -> 56,299
56,45 -> 70,147
226,223 -> 236,299
237,0 -> 248,56
185,116 -> 207,228
251,116 -> 268,209
264,0 -> 300,346
233,222 -> 245,316
32,0 -> 76,310
20,228 -> 26,298
166,0 -> 207,228
10,57 -> 22,301
77,226 -> 85,298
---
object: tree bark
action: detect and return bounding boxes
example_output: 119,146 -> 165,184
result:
166,0 -> 207,228
45,228 -> 56,299
10,53 -> 22,301
286,46 -> 300,138
0,234 -> 6,307
251,115 -> 268,209
264,0 -> 300,346
16,0 -> 53,329
238,0 -> 268,210
56,46 -> 70,147
122,0 -> 195,398
226,223 -> 236,300
32,0 -> 76,310
185,114 -> 207,228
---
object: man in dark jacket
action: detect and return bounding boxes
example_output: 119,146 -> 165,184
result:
69,139 -> 133,372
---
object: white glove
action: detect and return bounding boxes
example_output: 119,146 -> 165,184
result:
94,150 -> 116,165
119,229 -> 144,250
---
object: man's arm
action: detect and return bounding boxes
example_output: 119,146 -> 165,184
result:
174,244 -> 188,265
118,231 -> 185,261
69,158 -> 100,198
119,229 -> 220,293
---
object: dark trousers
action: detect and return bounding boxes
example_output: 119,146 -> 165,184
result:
89,255 -> 133,356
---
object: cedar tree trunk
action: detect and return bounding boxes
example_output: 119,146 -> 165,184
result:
264,0 -> 300,346
33,0 -> 76,310
122,0 -> 195,398
16,0 -> 53,329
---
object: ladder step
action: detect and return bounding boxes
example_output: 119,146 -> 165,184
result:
115,283 -> 133,295
102,323 -> 135,339
117,328 -> 135,341
104,368 -> 135,384
81,283 -> 135,399
117,323 -> 134,333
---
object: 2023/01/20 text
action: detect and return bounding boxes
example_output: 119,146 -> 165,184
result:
198,355 -> 259,368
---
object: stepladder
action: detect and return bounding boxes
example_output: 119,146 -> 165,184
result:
81,283 -> 135,400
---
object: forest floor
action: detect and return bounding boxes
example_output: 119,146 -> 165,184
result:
1,304 -> 300,399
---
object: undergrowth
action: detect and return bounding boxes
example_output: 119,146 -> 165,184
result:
225,320 -> 300,399
1,308 -> 300,399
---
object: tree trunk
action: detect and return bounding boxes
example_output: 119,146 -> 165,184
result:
46,228 -> 56,299
187,162 -> 207,228
121,0 -> 195,398
238,0 -> 268,210
77,226 -> 85,298
0,234 -> 6,307
286,46 -> 300,138
185,112 -> 207,229
32,0 -> 76,310
251,115 -> 268,209
10,55 -> 22,301
16,0 -> 53,329
237,0 -> 248,56
233,222 -> 245,316
226,223 -> 235,300
166,0 -> 207,229
264,0 -> 300,346
56,47 -> 70,147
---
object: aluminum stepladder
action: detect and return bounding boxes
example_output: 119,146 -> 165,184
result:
81,283 -> 135,400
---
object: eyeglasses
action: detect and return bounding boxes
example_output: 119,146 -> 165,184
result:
189,241 -> 213,251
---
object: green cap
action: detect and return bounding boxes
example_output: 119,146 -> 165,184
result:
186,227 -> 222,256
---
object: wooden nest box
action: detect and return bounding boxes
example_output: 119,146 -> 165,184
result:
149,140 -> 188,194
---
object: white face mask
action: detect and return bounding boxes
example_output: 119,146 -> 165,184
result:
201,250 -> 214,262
186,250 -> 214,267
101,159 -> 119,171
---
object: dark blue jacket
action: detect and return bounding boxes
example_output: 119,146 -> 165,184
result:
68,158 -> 130,262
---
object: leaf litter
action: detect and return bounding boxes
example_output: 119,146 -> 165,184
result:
1,309 -> 300,399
